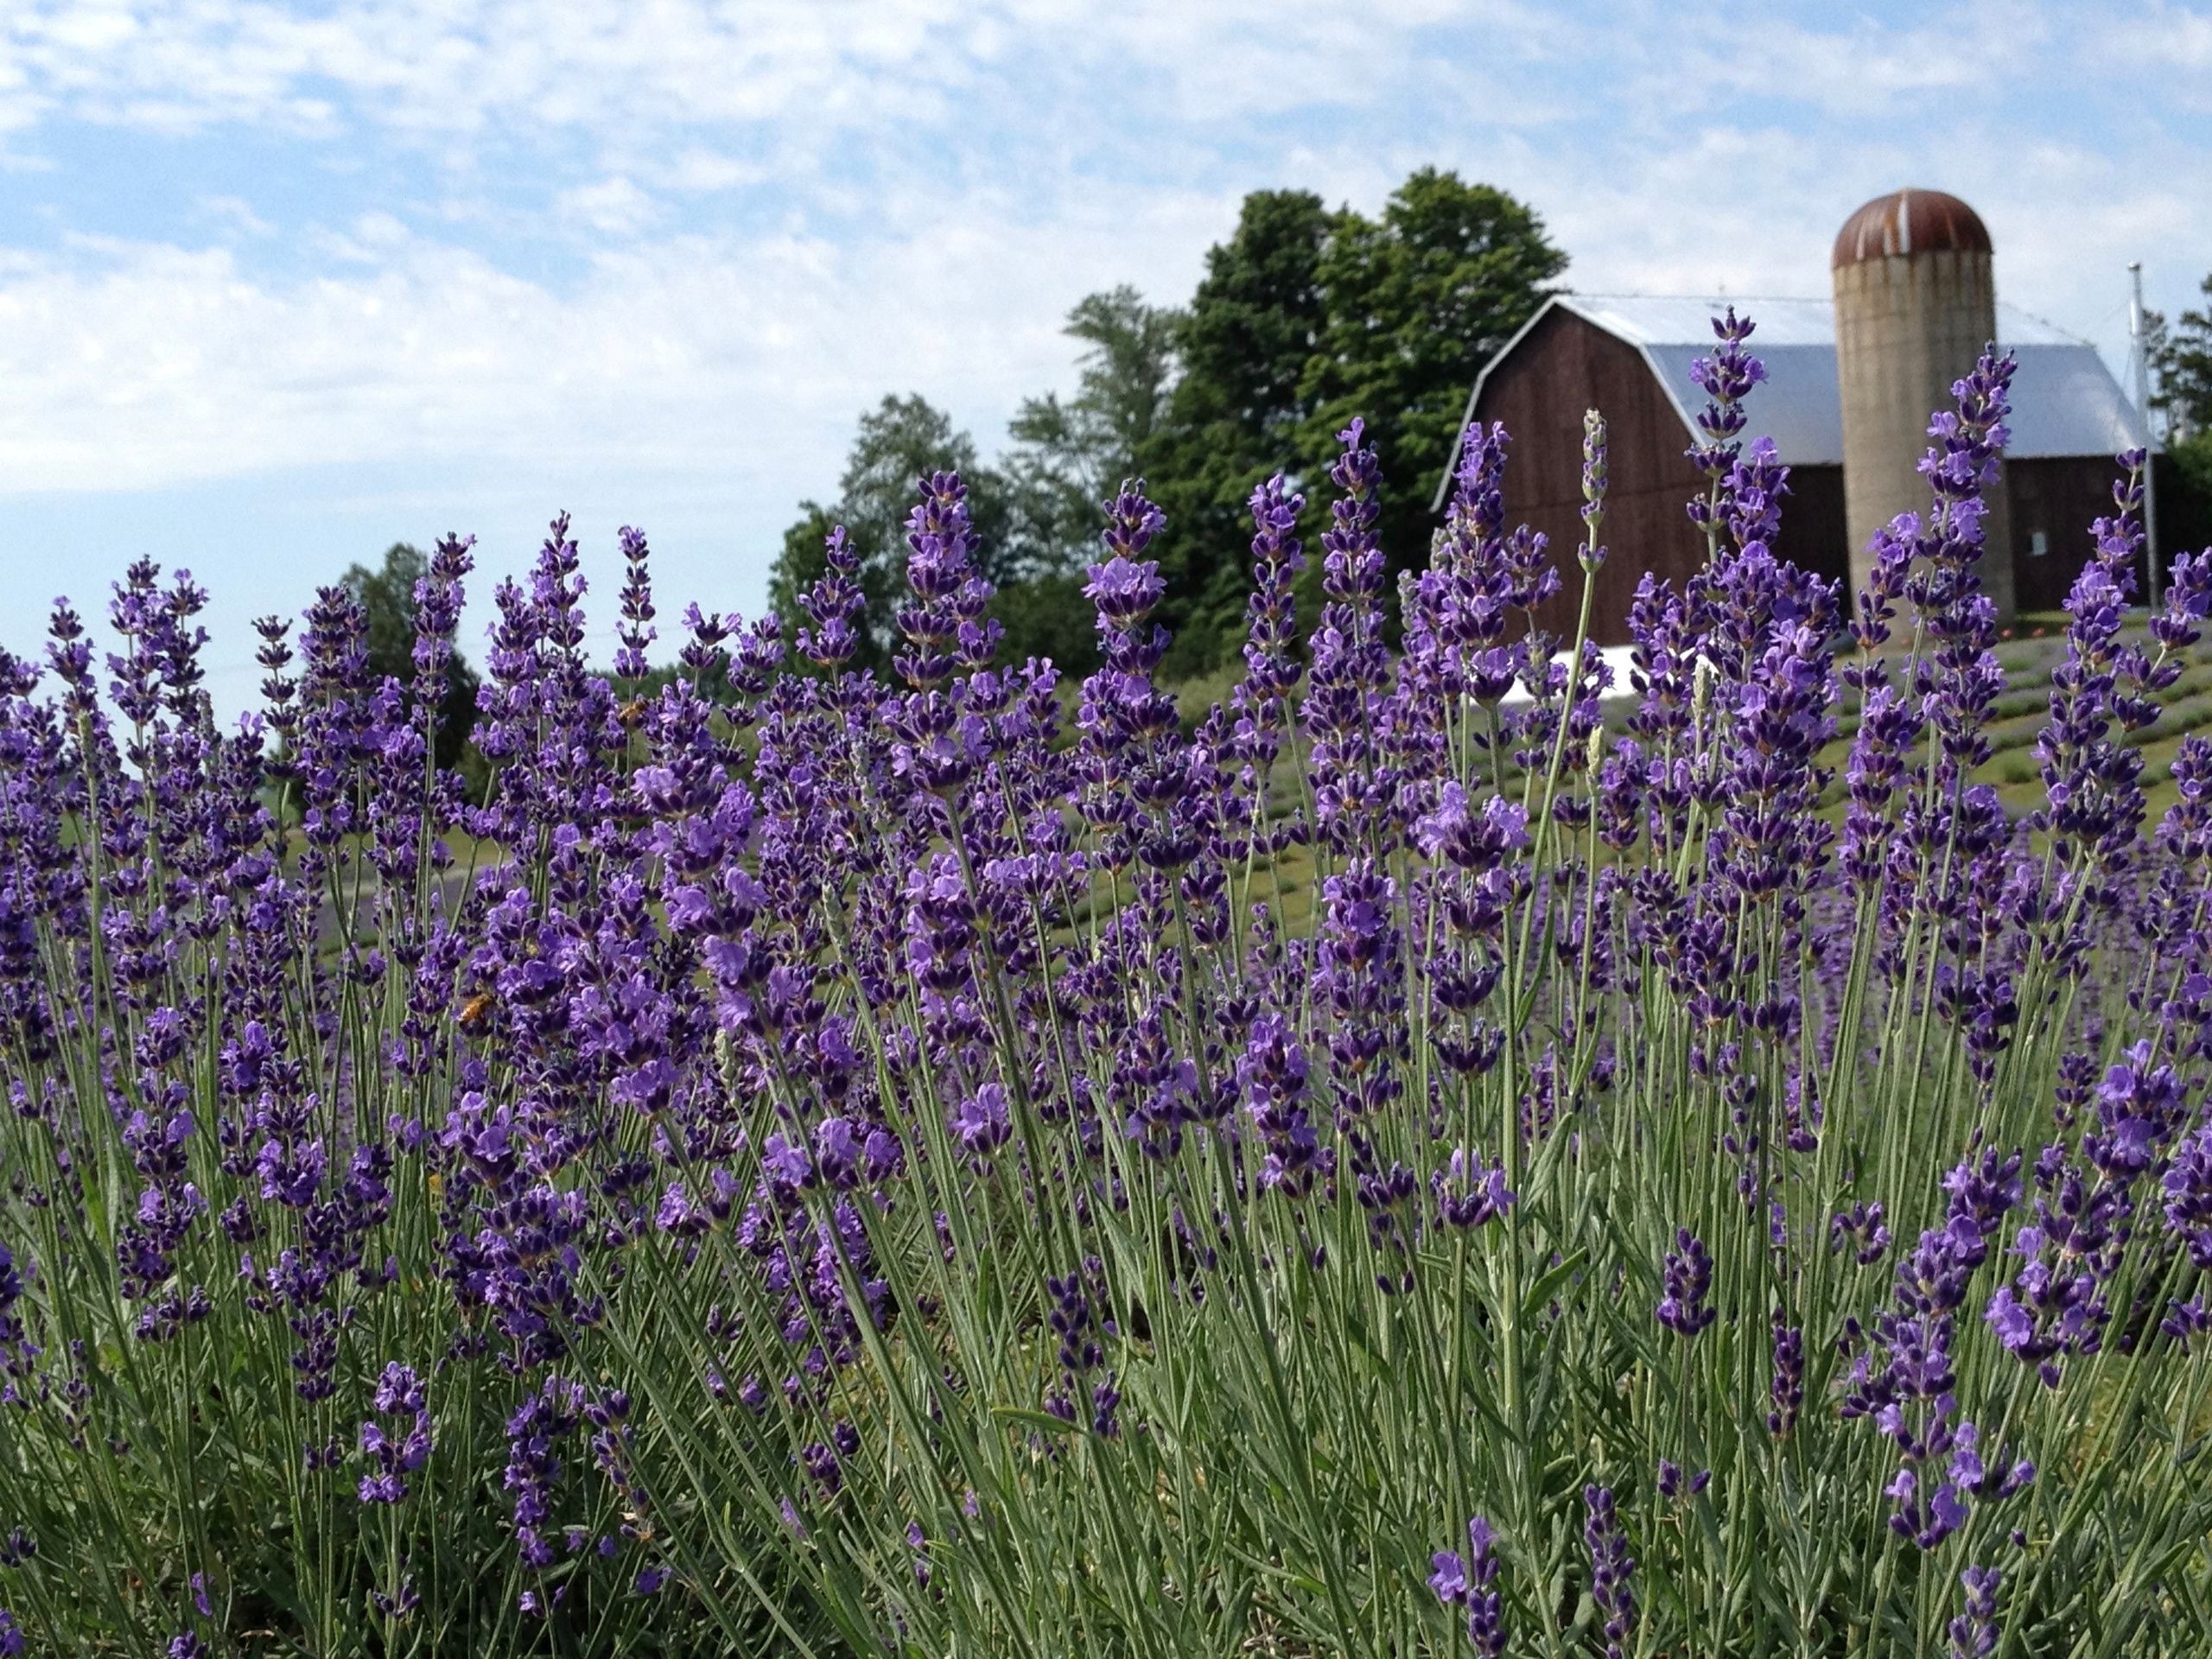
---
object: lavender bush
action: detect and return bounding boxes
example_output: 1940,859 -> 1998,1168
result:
3,315 -> 2212,1656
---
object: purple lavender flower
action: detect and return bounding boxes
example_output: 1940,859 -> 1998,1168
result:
761,1132 -> 812,1192
1083,556 -> 1167,629
370,1578 -> 420,1621
1583,1484 -> 1635,1659
2033,457 -> 2154,868
797,524 -> 866,669
504,1375 -> 588,1575
1429,1515 -> 1504,1656
613,525 -> 657,681
1315,863 -> 1406,1127
1949,1565 -> 2000,1658
1831,1203 -> 1892,1266
1356,1161 -> 1421,1294
2164,1296 -> 2211,1349
1985,1223 -> 2098,1387
1412,784 -> 1530,870
1238,1013 -> 1320,1198
359,1362 -> 431,1504
1427,1546 -> 1467,1604
1224,474 -> 1306,842
2167,1122 -> 2212,1266
1656,1229 -> 1716,1337
949,1084 -> 1012,1157
1303,422 -> 1398,853
893,471 -> 998,689
0,1244 -> 39,1401
1768,1313 -> 1804,1437
1045,1265 -> 1120,1437
1432,1147 -> 1513,1229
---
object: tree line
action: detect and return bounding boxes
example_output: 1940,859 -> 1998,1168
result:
766,167 -> 1568,681
337,166 -> 1567,778
2152,277 -> 2212,557
341,197 -> 2212,773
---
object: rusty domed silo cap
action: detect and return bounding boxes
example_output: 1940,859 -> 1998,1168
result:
1831,188 -> 1992,269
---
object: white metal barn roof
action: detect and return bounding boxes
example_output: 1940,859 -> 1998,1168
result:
1435,292 -> 2148,509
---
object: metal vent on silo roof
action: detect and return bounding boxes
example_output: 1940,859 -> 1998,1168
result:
1830,188 -> 1992,269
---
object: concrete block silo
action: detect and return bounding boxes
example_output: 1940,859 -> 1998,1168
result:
1831,188 -> 2015,623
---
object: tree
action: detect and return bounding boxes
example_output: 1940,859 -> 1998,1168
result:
766,395 -> 1016,673
2150,281 -> 2212,569
766,501 -> 855,670
1001,287 -> 1183,574
340,543 -> 480,770
985,571 -> 1100,675
770,170 -> 1564,684
1137,189 -> 1335,671
1299,168 -> 1567,601
2152,276 -> 2212,439
1135,172 -> 1563,674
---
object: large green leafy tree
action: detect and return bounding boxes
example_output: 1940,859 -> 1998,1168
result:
1138,173 -> 1563,673
1002,286 -> 1183,570
1139,189 -> 1334,671
2153,276 -> 2212,438
2151,279 -> 2212,560
340,543 -> 480,770
1299,168 -> 1567,597
995,287 -> 1183,671
766,395 -> 1015,675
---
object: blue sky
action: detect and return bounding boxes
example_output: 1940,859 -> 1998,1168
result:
1,0 -> 2208,717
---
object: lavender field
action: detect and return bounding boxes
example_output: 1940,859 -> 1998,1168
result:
3,316 -> 2211,1656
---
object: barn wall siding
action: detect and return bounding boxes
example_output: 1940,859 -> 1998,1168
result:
1773,464 -> 1852,603
1469,310 -> 1853,644
2006,455 -> 2146,616
1471,310 -> 1707,645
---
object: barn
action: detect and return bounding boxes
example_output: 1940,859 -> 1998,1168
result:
1437,190 -> 2150,646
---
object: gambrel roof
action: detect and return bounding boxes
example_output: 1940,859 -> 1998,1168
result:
1436,293 -> 2148,511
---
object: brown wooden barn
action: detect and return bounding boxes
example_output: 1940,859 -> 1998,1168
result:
1436,292 -> 2150,645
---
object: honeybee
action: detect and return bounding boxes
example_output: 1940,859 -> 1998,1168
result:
618,696 -> 649,729
457,990 -> 496,1031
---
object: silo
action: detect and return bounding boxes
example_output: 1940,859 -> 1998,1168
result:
1831,188 -> 2014,622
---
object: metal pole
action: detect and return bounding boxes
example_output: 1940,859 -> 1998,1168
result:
2131,262 -> 2163,608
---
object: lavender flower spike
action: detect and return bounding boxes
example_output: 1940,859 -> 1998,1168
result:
1429,1515 -> 1505,1657
1584,1484 -> 1635,1659
1656,1228 -> 1716,1336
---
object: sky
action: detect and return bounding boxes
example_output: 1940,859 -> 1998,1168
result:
0,0 -> 2207,718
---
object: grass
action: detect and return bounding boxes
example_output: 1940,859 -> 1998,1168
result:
1140,608 -> 2206,915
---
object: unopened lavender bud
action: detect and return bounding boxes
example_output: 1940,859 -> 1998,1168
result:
1580,409 -> 1610,564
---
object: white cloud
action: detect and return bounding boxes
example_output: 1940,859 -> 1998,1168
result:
0,0 -> 1536,156
556,175 -> 658,235
0,2 -> 987,143
2096,0 -> 2212,110
1669,6 -> 2047,118
0,0 -> 2200,525
654,148 -> 772,194
200,192 -> 272,235
0,178 -> 1230,497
